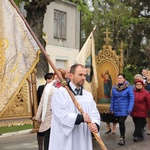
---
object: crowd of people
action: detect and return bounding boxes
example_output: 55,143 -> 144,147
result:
102,68 -> 150,146
34,65 -> 150,150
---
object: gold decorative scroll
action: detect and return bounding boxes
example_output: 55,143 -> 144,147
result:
0,79 -> 32,119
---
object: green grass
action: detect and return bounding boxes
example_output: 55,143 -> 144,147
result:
0,124 -> 33,134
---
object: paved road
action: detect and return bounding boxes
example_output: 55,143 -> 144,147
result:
1,117 -> 150,150
0,133 -> 37,150
94,117 -> 150,150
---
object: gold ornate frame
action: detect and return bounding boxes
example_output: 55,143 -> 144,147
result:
0,70 -> 38,128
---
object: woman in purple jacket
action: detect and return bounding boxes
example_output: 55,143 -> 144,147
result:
131,79 -> 150,142
110,73 -> 134,145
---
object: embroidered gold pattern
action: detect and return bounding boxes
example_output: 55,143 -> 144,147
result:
0,38 -> 9,110
1,80 -> 31,118
0,38 -> 8,78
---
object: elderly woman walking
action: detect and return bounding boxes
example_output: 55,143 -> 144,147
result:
131,79 -> 150,142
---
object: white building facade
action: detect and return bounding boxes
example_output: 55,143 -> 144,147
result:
43,0 -> 80,71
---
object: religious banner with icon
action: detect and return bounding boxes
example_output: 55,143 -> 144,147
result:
0,0 -> 39,114
75,27 -> 98,98
96,28 -> 124,113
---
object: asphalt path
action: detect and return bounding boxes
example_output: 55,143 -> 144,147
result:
1,117 -> 150,150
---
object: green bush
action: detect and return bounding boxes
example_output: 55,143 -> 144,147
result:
123,67 -> 134,84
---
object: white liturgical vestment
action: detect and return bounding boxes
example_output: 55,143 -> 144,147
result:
49,83 -> 100,150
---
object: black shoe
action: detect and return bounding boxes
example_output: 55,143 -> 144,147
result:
105,129 -> 111,134
118,138 -> 125,145
133,137 -> 138,142
133,137 -> 143,142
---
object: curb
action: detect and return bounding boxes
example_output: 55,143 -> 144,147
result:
0,129 -> 32,138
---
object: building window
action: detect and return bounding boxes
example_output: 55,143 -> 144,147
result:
54,10 -> 67,39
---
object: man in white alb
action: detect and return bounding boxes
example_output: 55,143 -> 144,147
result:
49,64 -> 100,150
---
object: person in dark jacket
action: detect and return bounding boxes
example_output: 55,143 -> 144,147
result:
37,73 -> 54,104
36,73 -> 54,150
110,73 -> 134,145
131,79 -> 150,142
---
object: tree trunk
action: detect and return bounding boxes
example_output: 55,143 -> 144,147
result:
25,1 -> 54,77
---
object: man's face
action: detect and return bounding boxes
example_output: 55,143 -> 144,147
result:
70,66 -> 86,88
142,70 -> 147,77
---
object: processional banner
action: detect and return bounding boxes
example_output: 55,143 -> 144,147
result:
0,0 -> 39,113
75,28 -> 98,97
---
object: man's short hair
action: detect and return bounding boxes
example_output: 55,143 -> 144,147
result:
70,64 -> 85,74
44,73 -> 53,80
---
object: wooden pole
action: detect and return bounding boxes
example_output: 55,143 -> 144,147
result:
9,1 -> 107,149
30,69 -> 40,133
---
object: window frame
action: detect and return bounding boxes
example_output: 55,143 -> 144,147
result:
54,9 -> 67,40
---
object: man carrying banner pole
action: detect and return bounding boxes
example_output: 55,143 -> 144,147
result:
49,63 -> 100,150
8,0 -> 107,149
